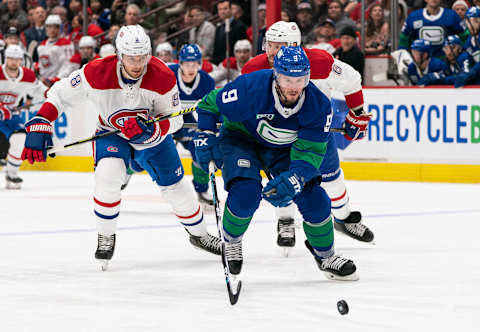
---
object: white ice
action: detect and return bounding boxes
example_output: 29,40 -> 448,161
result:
0,171 -> 478,332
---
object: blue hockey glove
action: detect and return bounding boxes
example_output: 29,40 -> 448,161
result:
454,71 -> 474,88
121,114 -> 161,144
262,171 -> 305,207
21,116 -> 54,164
343,108 -> 372,141
193,130 -> 222,172
417,73 -> 440,86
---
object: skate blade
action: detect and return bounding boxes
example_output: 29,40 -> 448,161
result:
324,271 -> 359,281
5,183 -> 21,190
98,260 -> 109,271
281,247 -> 291,257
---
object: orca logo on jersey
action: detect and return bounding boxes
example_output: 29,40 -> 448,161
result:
0,93 -> 17,105
256,120 -> 298,145
107,109 -> 149,129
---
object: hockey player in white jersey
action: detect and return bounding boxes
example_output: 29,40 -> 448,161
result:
242,21 -> 374,252
58,36 -> 100,78
0,45 -> 47,189
21,25 -> 221,270
210,39 -> 252,86
36,15 -> 74,86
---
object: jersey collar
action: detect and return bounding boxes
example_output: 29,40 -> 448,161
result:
422,7 -> 444,22
271,80 -> 305,118
1,64 -> 23,82
177,66 -> 200,95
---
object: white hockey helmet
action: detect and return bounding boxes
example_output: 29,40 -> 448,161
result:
5,45 -> 24,59
99,43 -> 116,58
116,25 -> 151,57
155,42 -> 173,55
79,36 -> 96,48
45,15 -> 62,26
234,39 -> 252,52
265,21 -> 301,46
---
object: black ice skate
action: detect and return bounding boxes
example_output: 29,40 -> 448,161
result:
197,191 -> 214,206
5,174 -> 23,190
95,233 -> 116,271
224,241 -> 243,275
334,211 -> 375,244
189,232 -> 221,255
305,240 -> 359,281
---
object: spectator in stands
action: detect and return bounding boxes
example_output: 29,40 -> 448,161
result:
247,3 -> 267,54
399,0 -> 467,58
327,0 -> 357,38
452,0 -> 468,20
188,5 -> 215,59
141,0 -> 167,31
0,0 -> 29,32
407,39 -> 448,85
124,4 -> 140,26
212,0 -> 247,65
90,0 -> 111,31
231,2 -> 244,22
296,1 -> 315,44
312,0 -> 329,22
51,5 -> 70,37
105,24 -> 120,45
155,42 -> 175,64
110,0 -> 128,25
333,26 -> 364,78
311,19 -> 337,53
364,4 -> 390,55
349,0 -> 378,24
24,5 -> 46,51
45,0 -> 59,14
281,10 -> 291,22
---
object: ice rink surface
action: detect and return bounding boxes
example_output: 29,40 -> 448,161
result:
0,171 -> 478,332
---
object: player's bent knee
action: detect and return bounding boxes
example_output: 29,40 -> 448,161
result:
95,157 -> 126,193
161,177 -> 199,217
295,184 -> 331,222
227,178 -> 262,217
8,132 -> 26,156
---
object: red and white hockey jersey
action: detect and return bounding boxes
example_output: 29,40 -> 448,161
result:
58,53 -> 101,78
36,37 -> 75,80
0,65 -> 47,107
241,48 -> 364,110
36,55 -> 183,150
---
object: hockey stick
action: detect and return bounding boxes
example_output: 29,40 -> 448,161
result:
47,105 -> 198,155
183,122 -> 347,134
209,162 -> 242,305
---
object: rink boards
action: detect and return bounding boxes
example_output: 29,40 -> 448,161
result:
18,87 -> 480,183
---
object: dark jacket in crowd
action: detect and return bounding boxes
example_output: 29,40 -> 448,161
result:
24,26 -> 46,50
212,17 -> 247,65
333,46 -> 365,79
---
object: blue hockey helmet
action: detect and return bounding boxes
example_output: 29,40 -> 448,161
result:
178,44 -> 202,63
466,7 -> 480,19
410,39 -> 432,53
444,35 -> 462,47
273,46 -> 310,78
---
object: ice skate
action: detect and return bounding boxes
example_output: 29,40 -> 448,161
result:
277,218 -> 295,256
95,234 -> 116,271
224,241 -> 243,276
334,211 -> 375,244
5,174 -> 22,190
305,240 -> 359,281
189,232 -> 221,255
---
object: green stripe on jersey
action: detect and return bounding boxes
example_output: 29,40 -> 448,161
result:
222,205 -> 253,239
192,163 -> 209,185
303,216 -> 334,250
291,138 -> 327,169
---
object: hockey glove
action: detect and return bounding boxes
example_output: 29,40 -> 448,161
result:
21,116 -> 54,164
418,72 -> 444,86
121,114 -> 161,145
454,71 -> 476,88
262,171 -> 305,207
193,130 -> 222,172
343,108 -> 372,141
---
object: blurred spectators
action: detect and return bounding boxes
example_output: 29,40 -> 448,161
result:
188,5 -> 215,59
155,41 -> 175,64
110,0 -> 128,25
24,5 -> 46,51
281,10 -> 291,22
327,0 -> 357,38
231,2 -> 243,21
311,19 -> 338,53
212,0 -> 247,65
0,26 -> 33,68
124,4 -> 140,26
296,1 -> 315,44
90,0 -> 111,31
364,4 -> 389,55
51,5 -> 70,37
141,0 -> 168,31
312,0 -> 329,22
45,0 -> 59,14
333,26 -> 364,78
0,0 -> 29,32
452,0 -> 468,21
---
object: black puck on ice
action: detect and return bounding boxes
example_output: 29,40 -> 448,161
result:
337,300 -> 349,315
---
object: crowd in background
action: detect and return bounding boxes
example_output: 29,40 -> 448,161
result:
1,0 -> 480,87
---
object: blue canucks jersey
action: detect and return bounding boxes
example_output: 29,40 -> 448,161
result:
400,8 -> 465,57
408,57 -> 449,84
464,35 -> 480,64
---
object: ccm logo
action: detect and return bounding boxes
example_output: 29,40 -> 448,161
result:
107,146 -> 118,152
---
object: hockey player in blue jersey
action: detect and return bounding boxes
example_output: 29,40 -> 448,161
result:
193,46 -> 359,281
400,0 -> 467,58
456,7 -> 480,87
169,44 -> 216,205
408,39 -> 449,85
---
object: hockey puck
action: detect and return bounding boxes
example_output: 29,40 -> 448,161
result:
337,300 -> 349,315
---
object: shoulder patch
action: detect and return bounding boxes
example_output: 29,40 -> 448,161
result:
141,57 -> 176,94
241,54 -> 270,74
305,48 -> 334,79
21,68 -> 37,83
83,55 -> 121,90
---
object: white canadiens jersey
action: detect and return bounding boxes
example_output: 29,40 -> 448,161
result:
0,65 -> 47,106
37,37 -> 74,79
42,55 -> 182,150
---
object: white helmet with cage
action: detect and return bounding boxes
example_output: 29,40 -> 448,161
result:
5,45 -> 24,59
79,36 -> 96,48
116,25 -> 151,58
265,21 -> 302,46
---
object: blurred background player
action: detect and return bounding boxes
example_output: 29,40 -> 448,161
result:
242,21 -> 374,252
194,46 -> 359,281
211,39 -> 252,87
0,27 -> 33,69
155,42 -> 175,65
21,25 -> 221,270
58,36 -> 100,78
457,7 -> 480,87
0,45 -> 47,189
99,44 -> 116,58
36,15 -> 74,87
169,44 -> 215,205
407,39 -> 448,85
